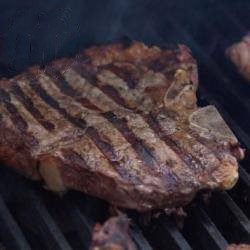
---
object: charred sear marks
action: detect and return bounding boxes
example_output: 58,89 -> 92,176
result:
0,88 -> 28,132
28,74 -> 87,130
100,64 -> 138,89
85,126 -> 137,182
26,73 -> 136,181
62,149 -> 90,169
103,111 -> 159,170
145,113 -> 201,170
45,66 -> 77,97
73,63 -> 133,110
11,81 -> 55,131
45,66 -> 101,111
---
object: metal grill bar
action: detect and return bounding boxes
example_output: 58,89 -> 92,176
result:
0,195 -> 31,250
209,0 -> 248,34
64,202 -> 93,249
230,167 -> 250,218
145,216 -> 192,250
183,206 -> 228,250
130,224 -> 153,250
205,192 -> 250,243
15,190 -> 72,250
0,169 -> 72,250
162,217 -> 192,250
239,167 -> 250,190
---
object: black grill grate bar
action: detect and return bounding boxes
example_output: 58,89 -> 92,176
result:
64,202 -> 94,249
0,194 -> 31,250
237,166 -> 250,200
209,0 -> 248,34
232,167 -> 250,218
205,192 -> 250,243
239,167 -> 250,190
219,193 -> 250,233
185,206 -> 228,250
21,191 -> 71,250
0,169 -> 72,250
192,20 -> 223,55
162,217 -> 192,250
16,188 -> 72,250
130,224 -> 153,250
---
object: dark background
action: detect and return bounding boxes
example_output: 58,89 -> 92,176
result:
0,0 -> 249,76
1,0 -> 250,153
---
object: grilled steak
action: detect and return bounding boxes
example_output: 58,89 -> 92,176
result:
0,42 -> 244,211
226,244 -> 250,250
90,215 -> 137,250
226,33 -> 250,81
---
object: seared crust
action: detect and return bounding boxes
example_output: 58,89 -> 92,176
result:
0,42 -> 243,211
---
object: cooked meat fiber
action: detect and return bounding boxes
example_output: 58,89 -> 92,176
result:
226,244 -> 250,250
0,42 -> 244,211
90,215 -> 137,250
226,33 -> 250,81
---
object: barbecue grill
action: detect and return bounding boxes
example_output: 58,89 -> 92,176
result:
0,0 -> 249,249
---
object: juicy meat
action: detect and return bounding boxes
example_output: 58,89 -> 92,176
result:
226,244 -> 250,250
90,215 -> 137,250
226,33 -> 250,81
0,41 -> 244,211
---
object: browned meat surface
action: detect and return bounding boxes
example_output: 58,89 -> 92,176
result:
226,34 -> 250,81
90,215 -> 137,250
0,41 -> 244,211
226,244 -> 250,250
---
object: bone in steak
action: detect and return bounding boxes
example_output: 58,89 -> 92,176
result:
0,42 -> 244,211
90,215 -> 137,250
226,33 -> 250,81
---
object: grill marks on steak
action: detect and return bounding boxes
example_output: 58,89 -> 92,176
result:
103,111 -> 159,170
0,88 -> 28,133
73,63 -> 135,110
10,82 -> 56,131
43,68 -> 183,184
0,42 -> 243,211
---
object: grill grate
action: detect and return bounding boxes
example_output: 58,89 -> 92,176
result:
0,1 -> 250,249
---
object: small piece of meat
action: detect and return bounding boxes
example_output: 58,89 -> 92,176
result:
226,244 -> 250,250
90,215 -> 137,250
0,41 -> 244,211
226,33 -> 250,81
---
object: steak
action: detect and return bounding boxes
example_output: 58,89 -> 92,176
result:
226,33 -> 250,81
90,215 -> 137,250
0,41 -> 244,211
